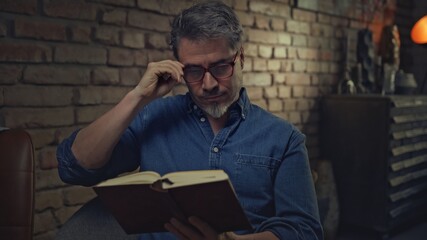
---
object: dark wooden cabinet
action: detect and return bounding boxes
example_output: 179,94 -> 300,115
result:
320,95 -> 427,235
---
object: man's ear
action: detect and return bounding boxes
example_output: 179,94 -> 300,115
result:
240,47 -> 244,69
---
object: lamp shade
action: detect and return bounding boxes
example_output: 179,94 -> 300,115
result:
411,15 -> 427,44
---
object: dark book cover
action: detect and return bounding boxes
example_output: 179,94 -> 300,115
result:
93,177 -> 252,234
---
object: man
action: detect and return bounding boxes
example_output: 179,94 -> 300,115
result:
57,1 -> 323,239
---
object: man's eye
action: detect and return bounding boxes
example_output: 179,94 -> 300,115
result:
211,64 -> 230,74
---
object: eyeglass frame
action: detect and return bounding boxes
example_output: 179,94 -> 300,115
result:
182,49 -> 241,84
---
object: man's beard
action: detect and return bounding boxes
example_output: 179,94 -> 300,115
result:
204,102 -> 230,119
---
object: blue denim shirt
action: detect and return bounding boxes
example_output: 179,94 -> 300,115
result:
57,88 -> 323,239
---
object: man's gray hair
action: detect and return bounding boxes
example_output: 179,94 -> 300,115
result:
170,0 -> 244,60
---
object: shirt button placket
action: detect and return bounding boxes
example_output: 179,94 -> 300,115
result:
212,147 -> 219,153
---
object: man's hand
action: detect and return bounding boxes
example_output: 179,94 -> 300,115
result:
165,217 -> 236,240
133,60 -> 184,103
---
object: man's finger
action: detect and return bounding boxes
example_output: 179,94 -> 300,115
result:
188,216 -> 218,237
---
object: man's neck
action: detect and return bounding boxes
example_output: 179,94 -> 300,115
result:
207,112 -> 229,135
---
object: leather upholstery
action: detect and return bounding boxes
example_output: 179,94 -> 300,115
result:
0,129 -> 35,240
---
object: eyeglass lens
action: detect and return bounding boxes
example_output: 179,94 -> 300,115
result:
184,64 -> 233,83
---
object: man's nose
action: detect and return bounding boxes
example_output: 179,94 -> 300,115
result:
202,72 -> 218,91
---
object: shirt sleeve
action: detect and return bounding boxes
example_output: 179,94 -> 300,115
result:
56,126 -> 141,187
255,128 -> 324,239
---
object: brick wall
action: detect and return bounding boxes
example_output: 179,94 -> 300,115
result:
0,0 -> 395,239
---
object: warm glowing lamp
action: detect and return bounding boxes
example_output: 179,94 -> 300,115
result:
411,15 -> 427,44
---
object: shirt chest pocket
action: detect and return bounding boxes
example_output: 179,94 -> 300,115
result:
232,153 -> 281,214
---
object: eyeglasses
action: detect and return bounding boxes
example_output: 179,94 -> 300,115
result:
183,50 -> 239,84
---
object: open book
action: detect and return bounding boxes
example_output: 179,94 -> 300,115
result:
93,169 -> 252,234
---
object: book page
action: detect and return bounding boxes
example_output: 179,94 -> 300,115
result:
161,170 -> 229,189
96,171 -> 161,187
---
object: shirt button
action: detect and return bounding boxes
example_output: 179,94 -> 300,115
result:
200,117 -> 206,122
213,147 -> 219,153
193,105 -> 198,110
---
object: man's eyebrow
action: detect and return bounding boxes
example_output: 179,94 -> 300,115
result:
183,57 -> 232,68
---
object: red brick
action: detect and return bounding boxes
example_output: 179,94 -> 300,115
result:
273,73 -> 286,84
253,59 -> 267,71
134,50 -> 149,66
43,0 -> 97,21
74,86 -> 129,105
128,11 -> 171,32
297,48 -> 318,60
0,42 -> 52,63
271,17 -> 285,31
37,147 -> 59,170
287,20 -> 310,35
70,26 -> 91,43
264,86 -> 278,98
292,8 -> 316,22
268,98 -> 283,112
311,23 -> 334,37
0,107 -> 74,128
122,30 -> 145,49
249,0 -> 290,18
274,46 -> 287,58
55,45 -> 107,64
243,72 -> 271,86
137,0 -> 193,15
247,29 -> 278,44
317,13 -> 331,24
246,86 -> 263,100
233,0 -> 248,11
278,86 -> 291,98
291,60 -> 306,72
243,43 -> 258,57
92,67 -> 120,85
14,18 -> 66,41
0,0 -> 37,15
293,35 -> 308,47
108,47 -> 134,66
23,65 -> 91,85
35,168 -> 66,190
91,0 -> 135,7
268,59 -> 281,71
146,33 -> 168,49
0,64 -> 22,84
146,49 -> 173,62
94,26 -> 120,45
286,73 -> 311,85
34,210 -> 58,234
102,9 -> 127,26
277,32 -> 291,45
307,61 -> 320,73
288,111 -> 301,124
236,11 -> 254,27
35,189 -> 62,214
255,14 -> 270,30
292,86 -> 304,97
305,86 -> 320,97
283,99 -> 297,111
259,45 -> 273,58
120,68 -> 141,86
26,128 -> 57,149
4,86 -> 73,106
